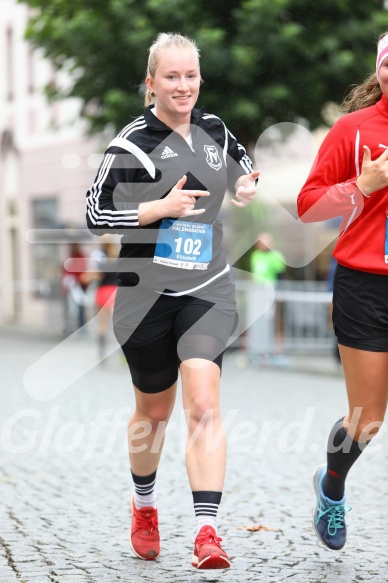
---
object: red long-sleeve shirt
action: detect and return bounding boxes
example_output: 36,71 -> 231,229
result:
297,95 -> 388,275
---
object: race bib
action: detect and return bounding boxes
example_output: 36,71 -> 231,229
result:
153,219 -> 212,270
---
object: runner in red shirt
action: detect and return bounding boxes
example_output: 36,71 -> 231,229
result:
298,32 -> 388,551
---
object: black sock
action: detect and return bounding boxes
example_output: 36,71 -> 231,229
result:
131,469 -> 157,508
192,490 -> 222,534
322,417 -> 368,501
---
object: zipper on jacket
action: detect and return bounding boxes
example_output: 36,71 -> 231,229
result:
385,206 -> 388,264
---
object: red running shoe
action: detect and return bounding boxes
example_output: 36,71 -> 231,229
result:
192,525 -> 230,569
130,496 -> 160,560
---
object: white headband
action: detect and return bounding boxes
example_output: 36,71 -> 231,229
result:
376,34 -> 388,80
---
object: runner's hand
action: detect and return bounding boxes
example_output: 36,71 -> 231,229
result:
356,146 -> 388,196
231,171 -> 260,207
163,175 -> 210,218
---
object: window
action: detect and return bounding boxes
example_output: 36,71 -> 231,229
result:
27,45 -> 35,94
6,27 -> 14,101
31,198 -> 60,297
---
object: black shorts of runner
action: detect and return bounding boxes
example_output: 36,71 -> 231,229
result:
113,275 -> 238,393
332,264 -> 388,352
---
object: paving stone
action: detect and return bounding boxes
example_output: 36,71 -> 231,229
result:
0,331 -> 387,582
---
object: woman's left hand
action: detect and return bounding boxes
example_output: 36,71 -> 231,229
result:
231,171 -> 260,207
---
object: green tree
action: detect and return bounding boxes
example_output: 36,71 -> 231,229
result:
20,0 -> 388,144
229,0 -> 388,142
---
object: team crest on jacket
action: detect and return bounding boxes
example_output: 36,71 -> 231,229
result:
204,145 -> 222,171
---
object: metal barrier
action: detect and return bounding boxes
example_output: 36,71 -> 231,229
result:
232,280 -> 334,356
6,278 -> 334,352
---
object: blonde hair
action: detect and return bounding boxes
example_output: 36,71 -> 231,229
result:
341,32 -> 388,114
144,33 -> 200,107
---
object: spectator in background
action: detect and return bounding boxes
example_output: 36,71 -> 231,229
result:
89,237 -> 119,360
61,242 -> 88,334
250,232 -> 286,284
249,232 -> 286,354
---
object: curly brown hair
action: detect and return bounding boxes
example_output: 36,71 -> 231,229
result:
341,73 -> 382,113
341,32 -> 388,114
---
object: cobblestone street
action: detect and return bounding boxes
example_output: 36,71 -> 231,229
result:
0,329 -> 387,582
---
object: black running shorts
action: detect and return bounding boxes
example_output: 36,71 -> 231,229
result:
113,274 -> 238,393
332,264 -> 388,352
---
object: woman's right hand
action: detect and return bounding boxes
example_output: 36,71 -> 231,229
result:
357,145 -> 388,196
138,176 -> 210,226
161,175 -> 210,218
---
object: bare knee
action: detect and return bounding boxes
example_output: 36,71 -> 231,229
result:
186,391 -> 220,427
133,388 -> 176,428
181,361 -> 221,426
137,403 -> 174,427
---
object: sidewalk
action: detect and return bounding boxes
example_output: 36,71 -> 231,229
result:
0,331 -> 387,581
0,322 -> 342,377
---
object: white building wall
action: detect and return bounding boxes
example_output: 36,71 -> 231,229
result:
0,0 -> 340,331
0,0 -> 102,329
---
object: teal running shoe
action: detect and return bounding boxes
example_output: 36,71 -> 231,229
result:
312,464 -> 351,550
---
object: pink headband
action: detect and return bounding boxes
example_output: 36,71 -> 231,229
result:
376,34 -> 388,80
